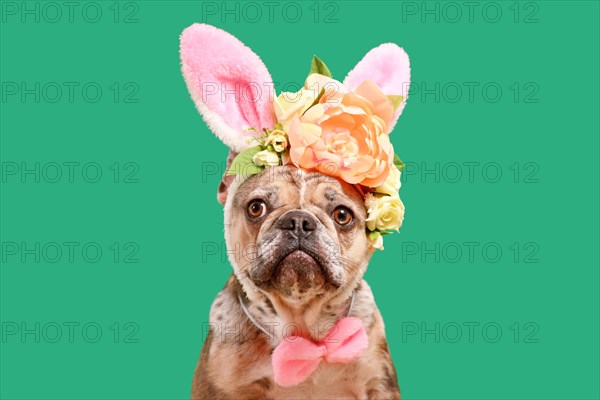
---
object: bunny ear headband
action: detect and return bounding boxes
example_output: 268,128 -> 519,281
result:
180,24 -> 410,250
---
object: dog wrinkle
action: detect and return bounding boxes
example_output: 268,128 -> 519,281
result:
296,168 -> 307,208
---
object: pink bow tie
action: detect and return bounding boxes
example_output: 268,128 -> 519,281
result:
272,317 -> 369,387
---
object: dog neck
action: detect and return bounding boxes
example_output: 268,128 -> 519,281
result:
233,275 -> 365,344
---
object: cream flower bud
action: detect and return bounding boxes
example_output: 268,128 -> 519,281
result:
376,164 -> 401,196
265,130 -> 288,153
253,149 -> 280,167
369,233 -> 384,251
273,89 -> 317,130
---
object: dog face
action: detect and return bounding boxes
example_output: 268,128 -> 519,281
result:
224,166 -> 372,304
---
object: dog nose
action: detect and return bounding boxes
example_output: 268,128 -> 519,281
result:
278,210 -> 318,237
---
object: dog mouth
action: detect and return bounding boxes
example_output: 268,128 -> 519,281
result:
250,243 -> 342,291
278,249 -> 319,268
272,249 -> 328,292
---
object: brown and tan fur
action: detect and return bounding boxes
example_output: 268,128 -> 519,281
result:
191,166 -> 400,400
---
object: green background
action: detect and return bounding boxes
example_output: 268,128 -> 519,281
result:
1,0 -> 599,399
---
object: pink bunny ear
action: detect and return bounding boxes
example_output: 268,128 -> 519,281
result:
180,24 -> 276,152
343,43 -> 411,133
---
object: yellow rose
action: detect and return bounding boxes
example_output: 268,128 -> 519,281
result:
365,193 -> 405,231
265,130 -> 288,153
376,164 -> 401,196
273,89 -> 317,130
253,149 -> 280,167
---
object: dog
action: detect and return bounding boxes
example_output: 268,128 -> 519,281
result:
180,24 -> 410,400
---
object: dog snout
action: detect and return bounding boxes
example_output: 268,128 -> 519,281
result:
278,210 -> 318,238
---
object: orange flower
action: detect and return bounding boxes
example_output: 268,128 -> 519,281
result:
286,75 -> 395,187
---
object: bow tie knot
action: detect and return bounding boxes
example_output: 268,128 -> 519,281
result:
272,317 -> 369,387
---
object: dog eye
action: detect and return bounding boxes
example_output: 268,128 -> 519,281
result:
332,206 -> 353,226
247,199 -> 267,218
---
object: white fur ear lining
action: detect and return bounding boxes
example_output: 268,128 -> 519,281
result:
180,23 -> 276,152
185,83 -> 253,152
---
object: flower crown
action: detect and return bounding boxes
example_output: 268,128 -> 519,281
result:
226,57 -> 405,250
180,24 -> 410,251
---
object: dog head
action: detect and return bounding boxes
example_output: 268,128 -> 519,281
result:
223,166 -> 371,303
180,24 -> 410,304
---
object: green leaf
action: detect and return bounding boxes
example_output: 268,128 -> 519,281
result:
309,55 -> 332,78
302,87 -> 326,116
387,95 -> 404,112
226,145 -> 264,176
393,154 -> 405,172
